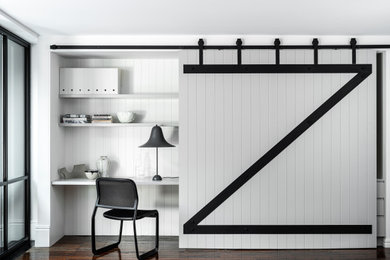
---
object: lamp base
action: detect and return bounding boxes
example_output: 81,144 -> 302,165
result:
152,174 -> 163,181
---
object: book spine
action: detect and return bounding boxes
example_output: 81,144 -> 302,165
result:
63,114 -> 89,118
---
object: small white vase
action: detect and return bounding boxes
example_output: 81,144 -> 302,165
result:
96,156 -> 110,177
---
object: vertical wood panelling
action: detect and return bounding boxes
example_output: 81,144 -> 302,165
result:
248,50 -> 260,248
63,185 -> 179,236
285,50 -> 297,248
320,50 -> 332,247
204,50 -> 216,248
294,50 -> 306,247
178,50 -> 188,247
179,49 -> 376,249
214,50 -> 226,248
186,50 -> 198,247
312,52 -> 323,248
339,51 -> 351,248
259,50 -> 271,248
222,50 -> 235,247
58,57 -> 179,236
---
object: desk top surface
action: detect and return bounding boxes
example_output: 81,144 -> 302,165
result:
51,177 -> 179,186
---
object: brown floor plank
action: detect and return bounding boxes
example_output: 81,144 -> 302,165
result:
18,236 -> 390,260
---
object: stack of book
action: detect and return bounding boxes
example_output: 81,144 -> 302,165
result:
92,114 -> 113,124
62,114 -> 91,124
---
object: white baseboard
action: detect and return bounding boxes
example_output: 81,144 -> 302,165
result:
34,225 -> 50,247
383,238 -> 390,248
30,221 -> 37,241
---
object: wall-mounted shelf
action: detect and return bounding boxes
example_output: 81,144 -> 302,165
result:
59,122 -> 179,127
52,177 -> 179,186
59,93 -> 179,99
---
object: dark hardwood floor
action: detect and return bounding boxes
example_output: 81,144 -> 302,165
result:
17,236 -> 390,260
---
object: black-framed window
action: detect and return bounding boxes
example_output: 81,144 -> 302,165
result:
0,26 -> 30,258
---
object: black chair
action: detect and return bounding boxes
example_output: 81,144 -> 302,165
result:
91,177 -> 159,260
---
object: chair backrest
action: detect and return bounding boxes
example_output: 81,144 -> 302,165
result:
95,177 -> 138,210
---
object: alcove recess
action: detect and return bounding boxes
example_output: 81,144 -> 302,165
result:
50,50 -> 179,181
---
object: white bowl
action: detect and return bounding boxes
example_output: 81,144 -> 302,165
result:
117,111 -> 135,123
85,171 -> 99,180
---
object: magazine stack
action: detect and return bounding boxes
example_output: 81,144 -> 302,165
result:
92,114 -> 113,123
62,114 -> 91,124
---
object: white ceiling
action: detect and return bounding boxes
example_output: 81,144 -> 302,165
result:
0,0 -> 390,35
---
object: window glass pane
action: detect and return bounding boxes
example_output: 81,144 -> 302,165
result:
7,39 -> 25,180
7,181 -> 25,246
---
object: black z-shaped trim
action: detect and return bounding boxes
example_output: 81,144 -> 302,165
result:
183,64 -> 372,234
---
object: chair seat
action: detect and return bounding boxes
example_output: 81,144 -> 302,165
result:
103,209 -> 158,221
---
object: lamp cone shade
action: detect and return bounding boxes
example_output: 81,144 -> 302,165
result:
139,125 -> 175,148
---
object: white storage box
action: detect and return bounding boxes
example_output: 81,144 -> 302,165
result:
60,68 -> 120,95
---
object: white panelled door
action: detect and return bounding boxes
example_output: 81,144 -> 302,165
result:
179,49 -> 376,249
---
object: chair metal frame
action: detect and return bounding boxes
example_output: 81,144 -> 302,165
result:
91,177 -> 159,259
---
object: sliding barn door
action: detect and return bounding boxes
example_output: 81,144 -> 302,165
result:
179,49 -> 376,249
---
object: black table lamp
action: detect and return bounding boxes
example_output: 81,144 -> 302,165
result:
139,125 -> 175,181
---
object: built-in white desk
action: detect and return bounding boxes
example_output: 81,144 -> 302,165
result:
51,177 -> 179,186
51,176 -> 179,236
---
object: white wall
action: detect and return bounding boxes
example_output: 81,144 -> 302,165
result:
179,49 -> 377,249
49,53 -> 66,245
32,37 -> 51,247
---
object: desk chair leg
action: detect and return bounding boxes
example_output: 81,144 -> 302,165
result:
133,212 -> 159,260
91,207 -> 123,255
155,211 -> 159,250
